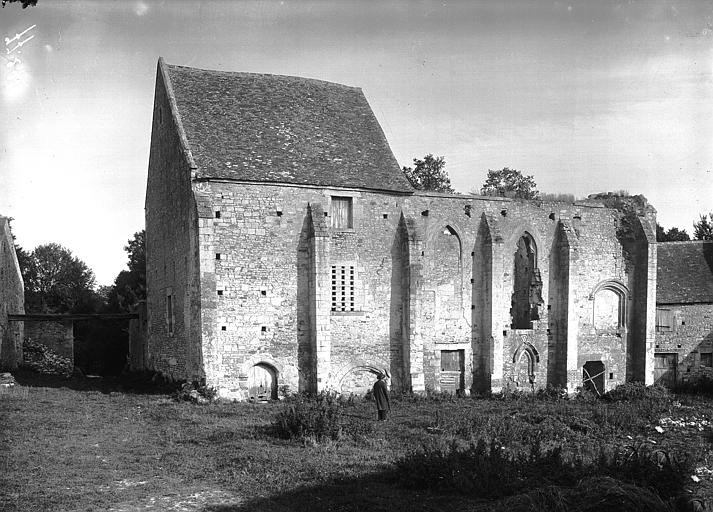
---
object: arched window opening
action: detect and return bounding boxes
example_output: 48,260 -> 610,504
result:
590,280 -> 628,333
511,233 -> 543,329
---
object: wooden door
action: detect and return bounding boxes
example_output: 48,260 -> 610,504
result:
440,350 -> 464,395
654,353 -> 677,388
247,364 -> 277,400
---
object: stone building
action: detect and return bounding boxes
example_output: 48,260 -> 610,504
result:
654,241 -> 713,387
145,58 -> 656,400
0,216 -> 24,371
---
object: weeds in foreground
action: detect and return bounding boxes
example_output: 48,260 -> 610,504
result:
396,436 -> 693,503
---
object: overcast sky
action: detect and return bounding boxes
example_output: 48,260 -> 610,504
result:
1,0 -> 711,285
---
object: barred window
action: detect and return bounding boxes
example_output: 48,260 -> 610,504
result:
331,196 -> 353,229
701,352 -> 713,368
331,265 -> 355,311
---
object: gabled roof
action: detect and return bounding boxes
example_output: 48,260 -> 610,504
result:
657,241 -> 713,304
160,59 -> 413,194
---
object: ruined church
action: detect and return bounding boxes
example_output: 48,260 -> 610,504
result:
145,58 -> 657,400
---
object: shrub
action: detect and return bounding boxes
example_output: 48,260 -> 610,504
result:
604,382 -> 670,402
272,391 -> 372,443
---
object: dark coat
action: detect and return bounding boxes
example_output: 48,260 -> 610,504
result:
373,379 -> 390,411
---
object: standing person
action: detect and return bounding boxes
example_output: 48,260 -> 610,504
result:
372,373 -> 390,421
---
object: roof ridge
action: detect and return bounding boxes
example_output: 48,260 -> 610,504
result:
164,62 -> 362,92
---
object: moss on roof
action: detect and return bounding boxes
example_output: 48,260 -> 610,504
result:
163,61 -> 413,194
657,241 -> 713,304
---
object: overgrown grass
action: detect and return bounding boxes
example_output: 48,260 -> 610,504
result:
1,376 -> 711,511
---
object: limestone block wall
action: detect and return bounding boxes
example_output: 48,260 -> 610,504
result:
0,218 -> 24,371
655,303 -> 713,385
145,62 -> 203,382
188,182 -> 656,399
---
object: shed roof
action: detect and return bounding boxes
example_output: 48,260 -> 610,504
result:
657,241 -> 713,304
162,60 -> 413,193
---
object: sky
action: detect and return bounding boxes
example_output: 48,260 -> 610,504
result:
0,0 -> 711,285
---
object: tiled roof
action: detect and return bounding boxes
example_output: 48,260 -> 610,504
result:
657,241 -> 713,304
163,61 -> 413,193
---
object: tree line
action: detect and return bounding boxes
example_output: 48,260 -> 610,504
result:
14,230 -> 145,375
404,153 -> 712,242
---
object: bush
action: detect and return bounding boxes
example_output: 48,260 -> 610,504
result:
604,382 -> 670,402
272,391 -> 372,443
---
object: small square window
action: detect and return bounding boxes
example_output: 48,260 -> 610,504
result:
221,326 -> 227,331
331,196 -> 353,229
215,211 -> 221,218
217,290 -> 223,296
261,326 -> 267,332
216,253 -> 222,260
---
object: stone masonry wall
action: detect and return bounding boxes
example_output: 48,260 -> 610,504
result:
24,320 -> 73,360
655,303 -> 713,385
145,63 -> 203,382
189,182 -> 654,399
0,218 -> 24,371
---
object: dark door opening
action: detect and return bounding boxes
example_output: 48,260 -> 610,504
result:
583,360 -> 605,395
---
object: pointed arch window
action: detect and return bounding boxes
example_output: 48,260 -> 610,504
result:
511,233 -> 543,329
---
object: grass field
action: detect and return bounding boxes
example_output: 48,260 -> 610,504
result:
2,372 -> 713,511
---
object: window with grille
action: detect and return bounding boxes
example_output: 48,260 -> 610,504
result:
331,265 -> 355,311
656,308 -> 674,332
331,196 -> 353,229
701,353 -> 713,368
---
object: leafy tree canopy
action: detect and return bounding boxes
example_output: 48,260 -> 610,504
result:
105,230 -> 146,313
22,243 -> 98,314
402,154 -> 454,193
481,167 -> 539,199
693,213 -> 713,241
1,0 -> 37,7
656,224 -> 691,242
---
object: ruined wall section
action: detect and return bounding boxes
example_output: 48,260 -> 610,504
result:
190,181 -> 655,398
145,63 -> 202,382
0,218 -> 24,371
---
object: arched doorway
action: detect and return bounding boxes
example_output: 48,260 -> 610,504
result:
247,363 -> 278,401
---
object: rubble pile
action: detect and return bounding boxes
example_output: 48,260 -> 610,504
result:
0,372 -> 16,387
22,339 -> 73,376
658,415 -> 711,432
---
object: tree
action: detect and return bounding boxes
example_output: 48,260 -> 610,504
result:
693,213 -> 713,241
105,231 -> 146,313
402,154 -> 454,193
656,223 -> 691,242
1,0 -> 37,7
22,243 -> 98,314
481,168 -> 539,199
